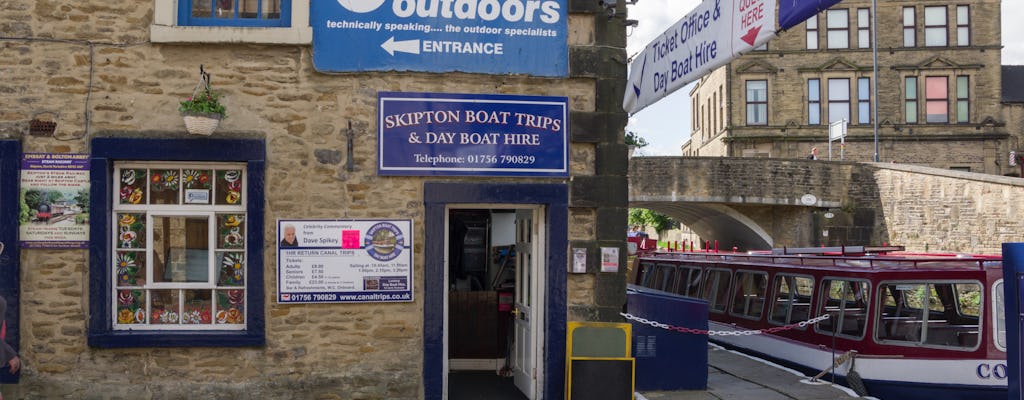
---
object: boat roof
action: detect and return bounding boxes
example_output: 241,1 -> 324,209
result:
638,247 -> 1002,273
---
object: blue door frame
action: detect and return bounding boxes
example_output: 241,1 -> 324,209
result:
423,182 -> 568,400
0,140 -> 21,383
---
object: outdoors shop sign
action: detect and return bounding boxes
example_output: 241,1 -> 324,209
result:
624,0 -> 778,114
378,91 -> 569,177
277,219 -> 414,303
311,0 -> 568,76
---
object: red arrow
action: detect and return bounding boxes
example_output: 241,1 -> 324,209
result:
741,25 -> 762,46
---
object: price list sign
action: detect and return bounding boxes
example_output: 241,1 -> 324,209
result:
277,219 -> 413,303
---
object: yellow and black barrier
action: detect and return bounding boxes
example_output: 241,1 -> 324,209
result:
565,321 -> 635,400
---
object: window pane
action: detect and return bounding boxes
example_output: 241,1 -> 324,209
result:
906,77 -> 918,99
957,100 -> 969,123
807,32 -> 818,49
858,9 -> 869,28
958,27 -> 970,46
116,250 -> 147,286
747,104 -> 767,125
216,169 -> 244,205
731,272 -> 768,318
925,27 -> 947,46
770,275 -> 813,325
903,7 -> 915,25
193,0 -> 214,18
150,290 -> 181,324
956,76 -> 968,99
858,78 -> 870,100
996,281 -> 1006,349
926,77 -> 947,99
808,79 -> 820,101
957,6 -> 969,24
807,15 -> 818,29
859,30 -> 869,48
859,103 -> 870,124
150,169 -> 181,205
817,279 -> 869,338
810,106 -> 821,125
117,289 -> 146,325
926,101 -> 948,123
925,6 -> 946,25
876,283 -> 926,343
904,29 -> 915,47
216,289 -> 246,324
829,104 -> 850,124
152,216 -> 210,283
926,76 -> 948,123
747,81 -> 767,101
827,9 -> 848,28
119,169 -> 148,205
829,79 -> 849,101
906,102 -> 918,123
215,0 -> 234,18
183,290 -> 213,324
828,31 -> 848,49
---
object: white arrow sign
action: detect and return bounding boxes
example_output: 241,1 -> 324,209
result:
623,0 -> 777,114
381,37 -> 421,56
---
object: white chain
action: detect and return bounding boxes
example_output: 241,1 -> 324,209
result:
619,312 -> 830,336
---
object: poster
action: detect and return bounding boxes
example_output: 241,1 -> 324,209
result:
277,219 -> 413,303
19,153 -> 90,248
572,247 -> 587,273
601,247 -> 619,273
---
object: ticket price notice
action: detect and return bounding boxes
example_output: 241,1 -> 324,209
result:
277,219 -> 413,303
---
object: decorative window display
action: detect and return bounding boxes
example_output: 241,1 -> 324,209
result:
112,162 -> 246,330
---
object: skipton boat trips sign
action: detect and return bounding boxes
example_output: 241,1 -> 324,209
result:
623,0 -> 777,114
311,0 -> 568,76
378,91 -> 569,176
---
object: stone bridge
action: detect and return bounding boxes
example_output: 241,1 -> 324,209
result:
628,157 -> 1024,254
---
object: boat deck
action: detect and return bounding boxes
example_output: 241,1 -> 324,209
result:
637,345 -> 863,400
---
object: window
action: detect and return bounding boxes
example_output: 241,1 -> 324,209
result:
815,279 -> 869,339
857,77 -> 871,124
926,76 -> 949,123
828,78 -> 850,124
152,0 -> 311,44
180,0 -> 290,27
89,138 -> 266,348
826,9 -> 849,49
769,274 -> 814,327
644,264 -> 676,291
731,271 -> 768,319
924,6 -> 947,47
905,77 -> 918,124
114,163 -> 248,332
701,269 -> 733,313
903,7 -> 916,47
857,8 -> 870,48
806,15 -> 819,50
956,76 -> 969,123
672,266 -> 703,298
956,5 -> 970,46
875,281 -> 982,350
994,280 -> 1006,351
808,79 -> 821,125
746,80 -> 768,126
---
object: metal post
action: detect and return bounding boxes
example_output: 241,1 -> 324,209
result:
872,0 -> 880,162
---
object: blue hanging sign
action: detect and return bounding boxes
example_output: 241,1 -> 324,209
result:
778,0 -> 843,30
311,0 -> 568,76
378,92 -> 569,177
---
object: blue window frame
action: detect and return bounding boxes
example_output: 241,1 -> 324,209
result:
88,138 -> 266,348
178,0 -> 291,27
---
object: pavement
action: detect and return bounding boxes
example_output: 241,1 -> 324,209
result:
636,345 -> 864,400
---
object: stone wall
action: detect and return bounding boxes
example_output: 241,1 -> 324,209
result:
0,0 -> 628,397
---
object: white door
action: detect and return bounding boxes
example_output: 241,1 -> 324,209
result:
512,208 -> 544,398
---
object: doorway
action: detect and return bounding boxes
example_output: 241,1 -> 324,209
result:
423,183 -> 567,400
0,140 -> 21,384
446,207 -> 541,400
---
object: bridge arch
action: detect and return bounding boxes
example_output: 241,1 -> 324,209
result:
631,201 -> 773,250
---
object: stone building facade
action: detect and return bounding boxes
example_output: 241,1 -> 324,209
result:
687,0 -> 1013,175
0,0 -> 629,398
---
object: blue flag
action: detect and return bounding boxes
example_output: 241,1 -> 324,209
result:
779,0 -> 844,30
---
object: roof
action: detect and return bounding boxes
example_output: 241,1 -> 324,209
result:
1003,65 -> 1024,103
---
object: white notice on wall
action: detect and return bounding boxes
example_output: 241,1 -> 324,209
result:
572,248 -> 587,273
600,247 -> 619,273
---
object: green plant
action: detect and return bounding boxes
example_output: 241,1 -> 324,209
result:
179,66 -> 226,118
179,89 -> 226,117
625,131 -> 649,148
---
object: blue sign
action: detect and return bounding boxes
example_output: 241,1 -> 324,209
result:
311,0 -> 568,76
778,0 -> 843,30
378,92 -> 569,177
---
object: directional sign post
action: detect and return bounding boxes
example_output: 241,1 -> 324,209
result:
311,0 -> 568,76
624,0 -> 778,114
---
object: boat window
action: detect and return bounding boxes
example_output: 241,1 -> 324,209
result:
731,271 -> 768,319
637,261 -> 656,287
875,281 -> 981,350
647,263 -> 676,292
815,278 -> 869,339
673,265 -> 703,298
993,280 -> 1005,351
769,274 -> 814,327
701,269 -> 732,313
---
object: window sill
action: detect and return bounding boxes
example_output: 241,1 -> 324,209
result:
89,330 -> 265,348
150,24 -> 312,44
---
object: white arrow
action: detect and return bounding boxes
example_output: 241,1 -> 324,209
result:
381,37 -> 421,56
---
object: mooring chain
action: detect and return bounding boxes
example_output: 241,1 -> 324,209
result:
619,312 -> 830,336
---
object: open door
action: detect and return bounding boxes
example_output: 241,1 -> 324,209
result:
512,208 -> 544,398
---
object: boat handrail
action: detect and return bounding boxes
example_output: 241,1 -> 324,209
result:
639,250 -> 999,271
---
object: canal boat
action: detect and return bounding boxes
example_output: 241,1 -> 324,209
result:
632,246 -> 1007,400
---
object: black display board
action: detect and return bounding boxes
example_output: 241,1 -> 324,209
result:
568,358 -> 634,400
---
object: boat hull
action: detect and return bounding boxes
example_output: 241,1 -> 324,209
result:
708,321 -> 1007,400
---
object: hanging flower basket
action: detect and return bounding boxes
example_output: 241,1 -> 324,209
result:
179,65 -> 226,136
182,112 -> 223,136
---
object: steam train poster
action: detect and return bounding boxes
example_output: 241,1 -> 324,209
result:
19,153 -> 90,248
